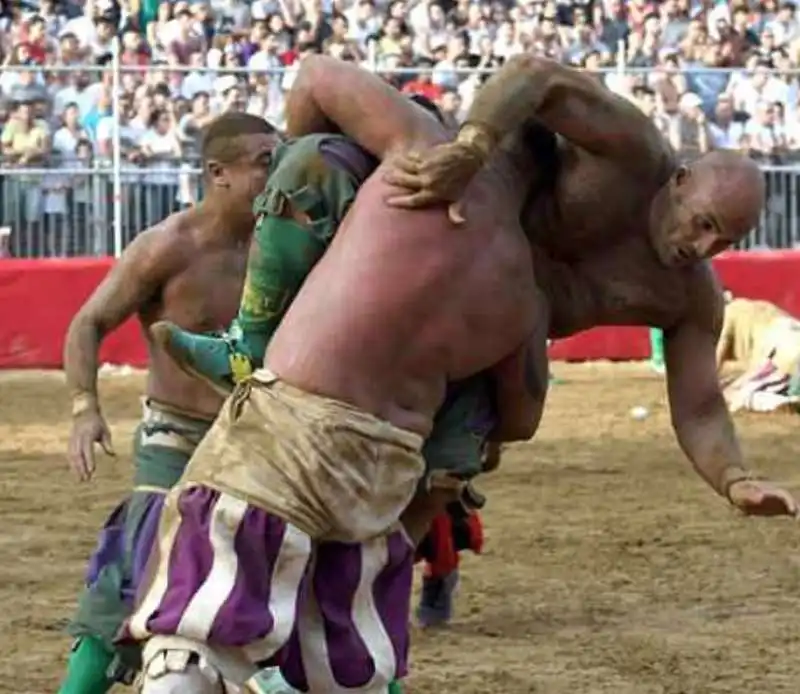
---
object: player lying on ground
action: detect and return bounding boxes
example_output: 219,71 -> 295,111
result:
58,114 -> 281,694
717,292 -> 800,413
116,58 -> 547,694
382,54 -> 798,517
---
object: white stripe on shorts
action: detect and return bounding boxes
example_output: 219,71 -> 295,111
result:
244,523 -> 312,663
300,536 -> 396,693
178,493 -> 249,640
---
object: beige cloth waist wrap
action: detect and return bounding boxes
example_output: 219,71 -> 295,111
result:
178,369 -> 425,543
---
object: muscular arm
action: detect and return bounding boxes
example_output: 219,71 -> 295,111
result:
489,316 -> 550,442
715,308 -> 734,373
63,229 -> 182,413
285,55 -> 444,158
462,55 -> 672,173
664,270 -> 751,498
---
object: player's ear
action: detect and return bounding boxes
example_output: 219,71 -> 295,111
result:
205,159 -> 230,188
674,165 -> 690,188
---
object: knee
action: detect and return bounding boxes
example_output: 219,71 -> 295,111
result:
139,650 -> 225,694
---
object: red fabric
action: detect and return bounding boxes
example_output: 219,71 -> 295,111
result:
420,513 -> 457,578
417,510 -> 485,578
0,258 -> 146,369
466,511 -> 484,555
2,251 -> 800,368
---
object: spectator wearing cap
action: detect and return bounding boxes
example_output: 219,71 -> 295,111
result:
214,74 -> 247,112
674,91 -> 710,160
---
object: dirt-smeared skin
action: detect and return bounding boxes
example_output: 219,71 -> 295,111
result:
380,56 -> 794,516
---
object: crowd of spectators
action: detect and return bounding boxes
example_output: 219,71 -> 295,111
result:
0,0 -> 799,255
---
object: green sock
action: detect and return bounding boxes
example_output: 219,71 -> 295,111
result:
649,328 -> 665,366
57,636 -> 116,694
388,681 -> 404,694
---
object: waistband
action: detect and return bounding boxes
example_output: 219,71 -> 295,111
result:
249,368 -> 424,452
142,397 -> 216,428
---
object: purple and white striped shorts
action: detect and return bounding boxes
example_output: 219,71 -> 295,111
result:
119,485 -> 414,691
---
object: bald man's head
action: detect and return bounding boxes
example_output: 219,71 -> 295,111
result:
648,150 -> 764,267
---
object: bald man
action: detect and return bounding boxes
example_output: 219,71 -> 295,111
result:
382,55 -> 797,516
717,293 -> 800,413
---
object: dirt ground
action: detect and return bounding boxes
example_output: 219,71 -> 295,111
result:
2,363 -> 800,694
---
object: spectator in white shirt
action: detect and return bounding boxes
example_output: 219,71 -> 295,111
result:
708,94 -> 745,150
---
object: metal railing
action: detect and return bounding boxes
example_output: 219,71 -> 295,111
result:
0,163 -> 796,256
0,164 -> 202,257
3,52 -> 800,256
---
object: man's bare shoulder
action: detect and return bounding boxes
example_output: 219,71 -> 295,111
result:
123,208 -> 200,274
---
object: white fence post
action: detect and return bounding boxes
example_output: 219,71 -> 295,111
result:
111,38 -> 123,258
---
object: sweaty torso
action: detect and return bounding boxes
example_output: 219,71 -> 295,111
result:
139,213 -> 248,418
266,153 -> 537,437
523,140 -> 695,334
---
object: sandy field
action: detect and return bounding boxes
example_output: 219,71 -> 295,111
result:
1,363 -> 799,693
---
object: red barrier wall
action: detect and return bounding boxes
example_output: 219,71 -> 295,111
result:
0,258 -> 147,369
1,251 -> 799,368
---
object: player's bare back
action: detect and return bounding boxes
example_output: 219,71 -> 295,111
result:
266,152 -> 538,437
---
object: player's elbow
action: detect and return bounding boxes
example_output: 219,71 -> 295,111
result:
504,54 -> 557,79
66,307 -> 105,344
490,409 -> 538,442
295,54 -> 331,90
